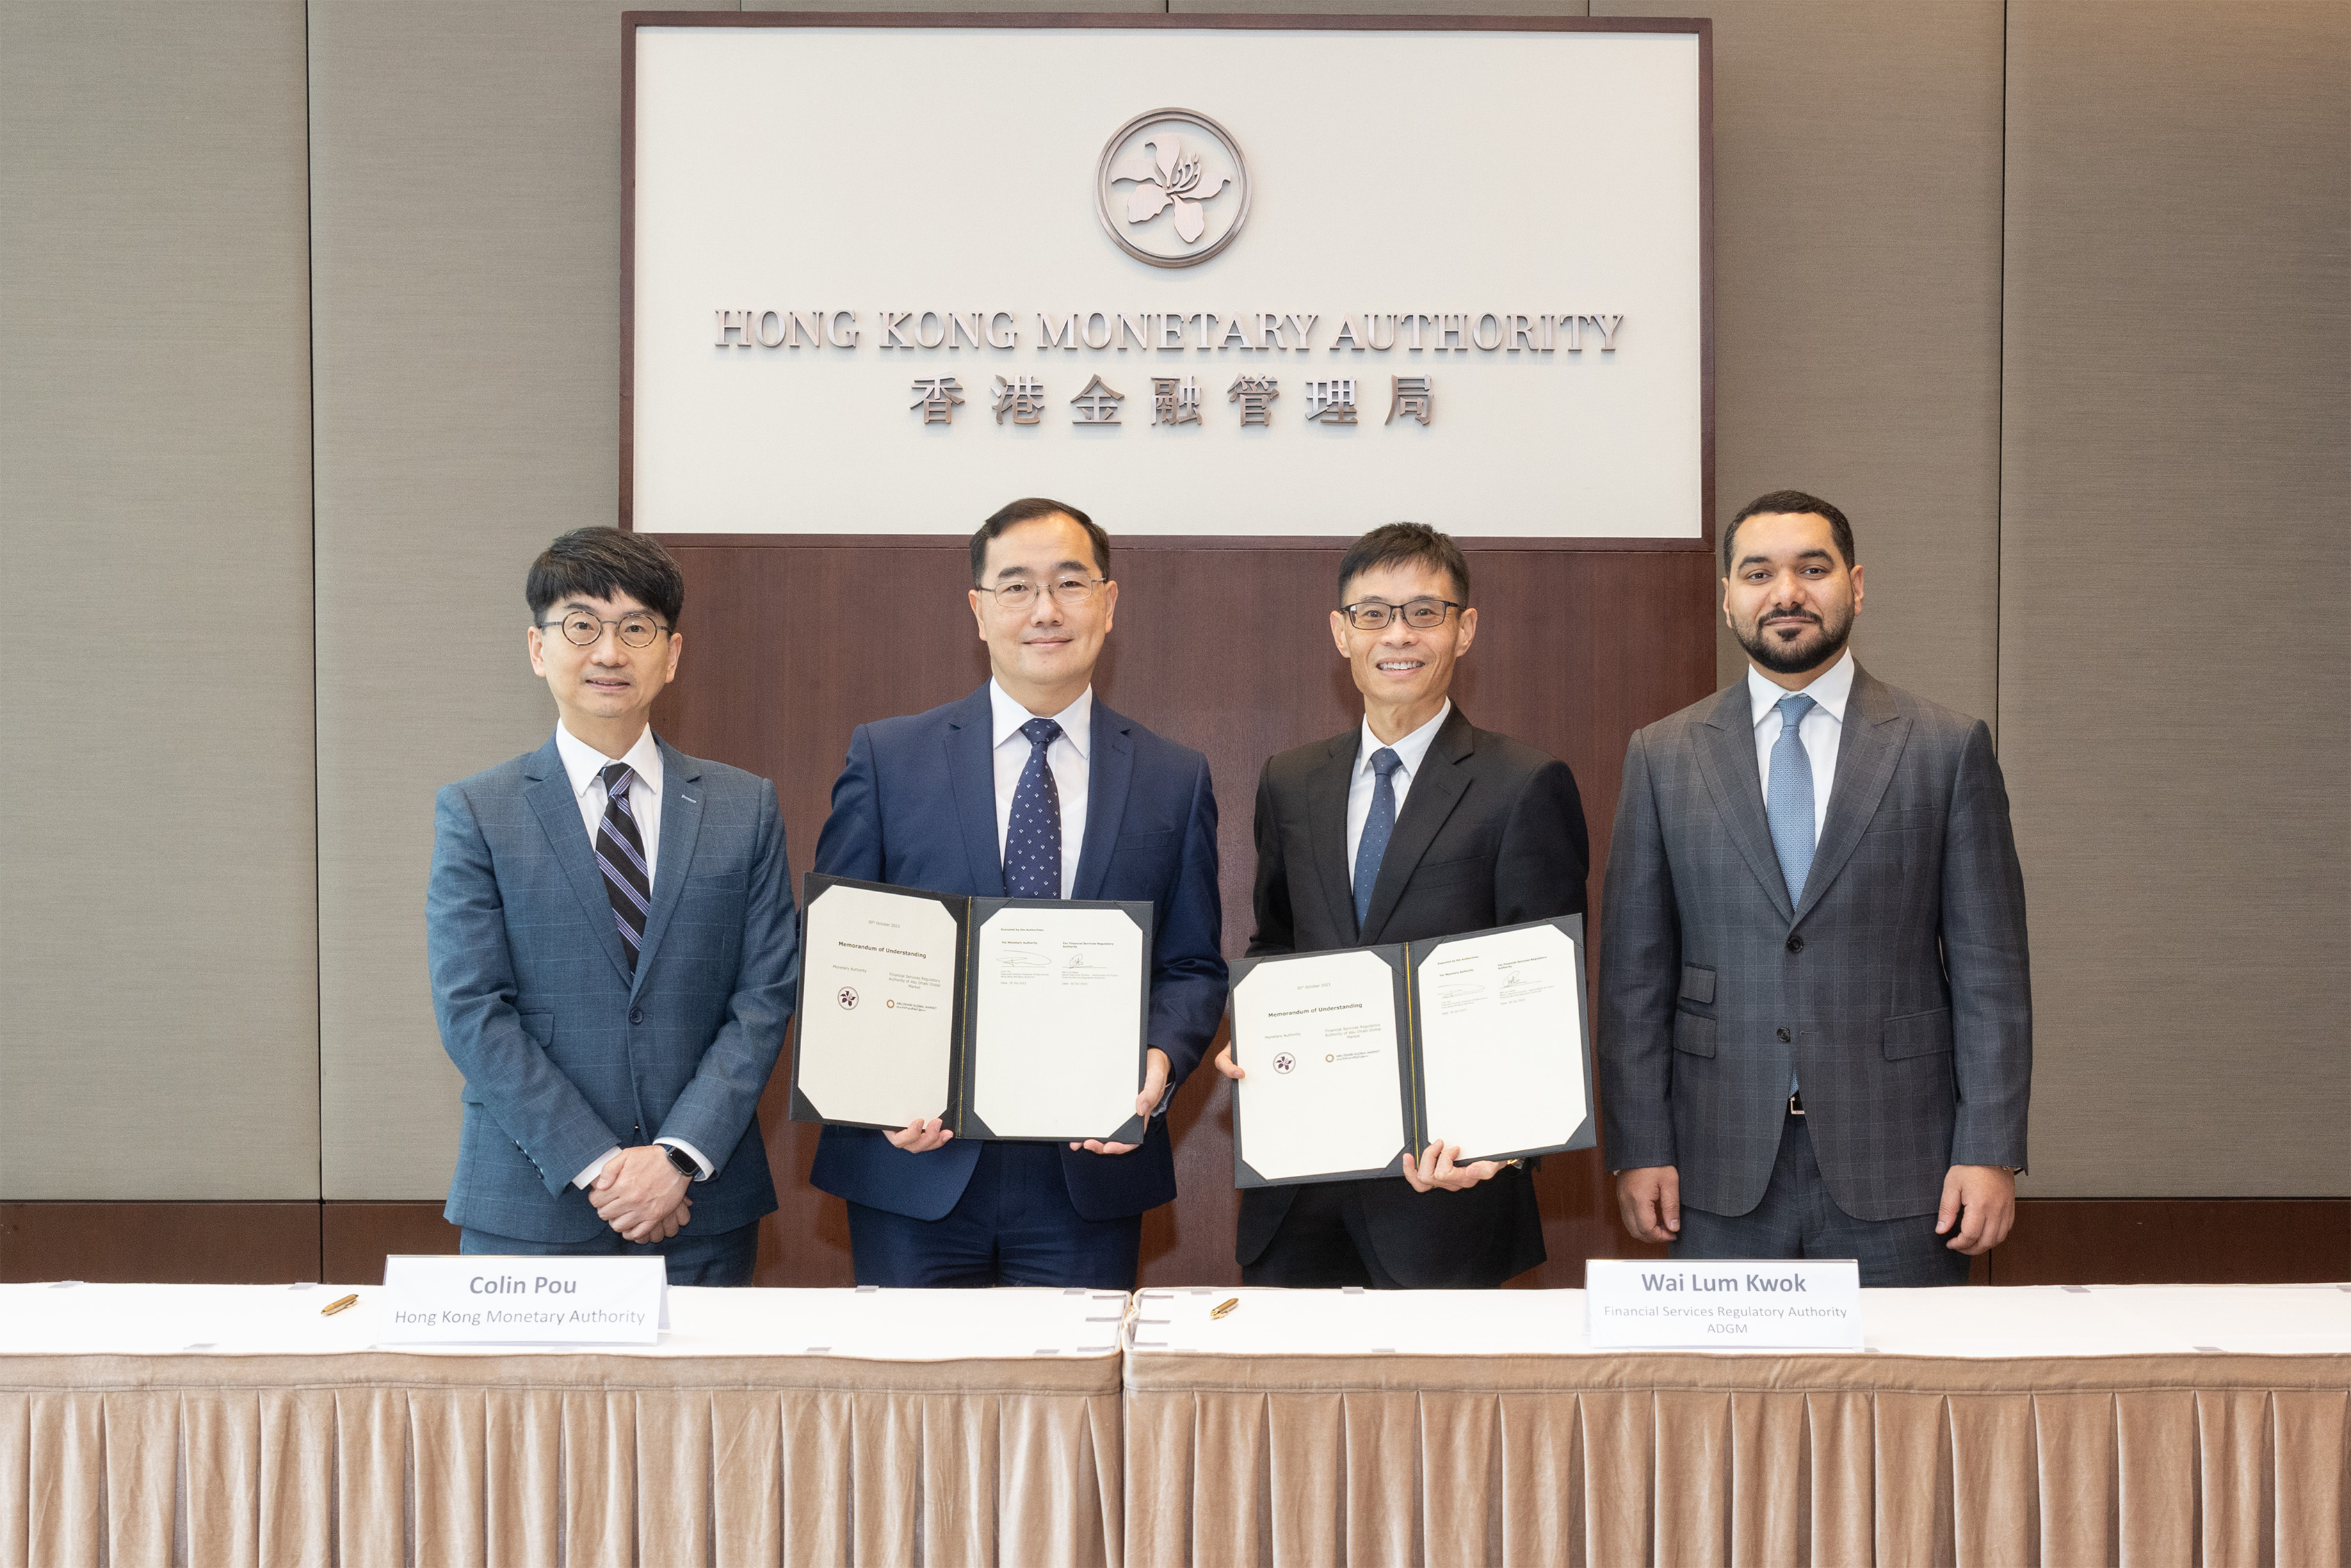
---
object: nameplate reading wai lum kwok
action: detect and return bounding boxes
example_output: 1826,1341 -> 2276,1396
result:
1583,1259 -> 1862,1349
376,1254 -> 668,1346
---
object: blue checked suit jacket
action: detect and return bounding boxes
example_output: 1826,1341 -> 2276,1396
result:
428,733 -> 798,1243
807,685 -> 1227,1222
1598,665 -> 2031,1221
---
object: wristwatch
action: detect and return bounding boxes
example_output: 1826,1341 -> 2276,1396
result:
662,1145 -> 700,1179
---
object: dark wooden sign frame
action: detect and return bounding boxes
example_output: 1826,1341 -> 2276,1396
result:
620,11 -> 1715,554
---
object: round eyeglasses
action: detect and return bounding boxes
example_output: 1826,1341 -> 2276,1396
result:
537,611 -> 672,648
1340,597 -> 1462,631
977,576 -> 1109,611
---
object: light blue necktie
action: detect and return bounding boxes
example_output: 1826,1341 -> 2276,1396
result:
1004,718 -> 1063,898
1352,747 -> 1404,930
1767,693 -> 1818,905
1767,694 -> 1816,1096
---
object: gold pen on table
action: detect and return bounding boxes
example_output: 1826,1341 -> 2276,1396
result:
1209,1298 -> 1240,1320
321,1293 -> 359,1317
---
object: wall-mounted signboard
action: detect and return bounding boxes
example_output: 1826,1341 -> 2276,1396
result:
624,16 -> 1711,540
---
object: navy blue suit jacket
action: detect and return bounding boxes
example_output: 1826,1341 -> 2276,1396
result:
428,734 -> 798,1243
807,686 -> 1226,1222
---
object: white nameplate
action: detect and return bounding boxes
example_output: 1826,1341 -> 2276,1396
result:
378,1254 -> 668,1346
1585,1259 -> 1862,1349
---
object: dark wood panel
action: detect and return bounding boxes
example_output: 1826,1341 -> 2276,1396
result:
7,1201 -> 2343,1287
0,1203 -> 321,1285
659,539 -> 1722,1287
321,1202 -> 461,1286
1986,1200 -> 2351,1287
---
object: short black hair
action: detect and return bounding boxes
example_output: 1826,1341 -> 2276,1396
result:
1335,522 -> 1471,605
970,497 -> 1109,585
526,528 -> 685,627
1722,490 -> 1857,575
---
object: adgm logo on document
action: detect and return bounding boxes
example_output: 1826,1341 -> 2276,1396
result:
1094,108 -> 1251,268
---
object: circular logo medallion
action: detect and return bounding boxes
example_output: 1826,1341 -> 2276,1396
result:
837,986 -> 859,1010
1272,1053 -> 1297,1075
1094,108 -> 1250,268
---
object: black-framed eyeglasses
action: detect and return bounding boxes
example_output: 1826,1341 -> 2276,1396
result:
537,611 -> 672,648
976,576 -> 1109,611
1340,597 -> 1462,630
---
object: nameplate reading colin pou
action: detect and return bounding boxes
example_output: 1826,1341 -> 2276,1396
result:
376,1254 -> 668,1346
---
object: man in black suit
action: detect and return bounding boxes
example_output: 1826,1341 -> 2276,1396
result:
1214,523 -> 1590,1288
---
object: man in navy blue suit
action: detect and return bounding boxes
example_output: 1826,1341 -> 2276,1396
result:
809,498 -> 1227,1288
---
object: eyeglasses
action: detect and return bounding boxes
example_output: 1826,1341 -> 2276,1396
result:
976,576 -> 1109,611
1339,597 -> 1463,630
537,611 -> 672,648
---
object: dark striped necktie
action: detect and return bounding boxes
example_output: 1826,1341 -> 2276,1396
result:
595,762 -> 652,968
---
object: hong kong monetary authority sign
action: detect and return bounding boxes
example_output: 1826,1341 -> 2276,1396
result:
627,21 -> 1708,538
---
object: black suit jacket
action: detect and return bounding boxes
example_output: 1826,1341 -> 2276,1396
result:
1237,706 -> 1590,1285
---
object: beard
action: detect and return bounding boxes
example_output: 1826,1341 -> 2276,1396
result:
1735,601 -> 1854,674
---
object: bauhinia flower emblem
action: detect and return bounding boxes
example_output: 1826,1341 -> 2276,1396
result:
1108,135 -> 1231,247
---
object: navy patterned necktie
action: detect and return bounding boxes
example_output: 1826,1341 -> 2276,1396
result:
1005,718 -> 1065,899
1352,746 -> 1405,929
595,762 -> 652,968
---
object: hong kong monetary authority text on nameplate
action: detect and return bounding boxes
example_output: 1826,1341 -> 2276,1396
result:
1584,1258 -> 1861,1349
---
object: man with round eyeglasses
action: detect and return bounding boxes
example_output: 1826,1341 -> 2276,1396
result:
425,527 -> 797,1285
809,497 -> 1227,1288
1215,522 -> 1590,1288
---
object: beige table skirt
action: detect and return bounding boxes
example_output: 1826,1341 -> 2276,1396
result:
1122,1350 -> 2349,1567
0,1351 -> 1124,1568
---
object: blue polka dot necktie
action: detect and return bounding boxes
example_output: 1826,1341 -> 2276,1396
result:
1005,717 -> 1064,898
1352,746 -> 1404,930
594,763 -> 651,969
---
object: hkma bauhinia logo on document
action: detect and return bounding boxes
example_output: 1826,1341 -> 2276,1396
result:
1095,109 -> 1251,268
1272,1053 -> 1297,1075
837,986 -> 859,1010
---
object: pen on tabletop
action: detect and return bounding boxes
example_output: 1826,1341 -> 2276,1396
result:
1210,1298 -> 1240,1320
321,1293 -> 359,1316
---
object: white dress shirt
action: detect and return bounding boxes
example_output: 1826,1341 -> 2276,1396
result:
551,723 -> 711,1188
990,680 -> 1092,900
1345,700 -> 1453,871
1746,649 -> 1855,846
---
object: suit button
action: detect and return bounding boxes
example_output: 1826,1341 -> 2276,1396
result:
1777,1027 -> 1792,1042
629,1007 -> 645,1025
1786,935 -> 1804,954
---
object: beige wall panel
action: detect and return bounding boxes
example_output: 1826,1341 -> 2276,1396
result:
309,1 -> 727,1200
1602,1 -> 2005,722
0,1 -> 319,1199
2000,1 -> 2349,1196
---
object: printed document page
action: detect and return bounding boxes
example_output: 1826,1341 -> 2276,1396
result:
1414,922 -> 1586,1159
1232,950 -> 1406,1181
795,882 -> 958,1126
970,905 -> 1146,1139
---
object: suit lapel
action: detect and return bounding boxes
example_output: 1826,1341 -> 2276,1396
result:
1072,701 -> 1133,901
1691,683 -> 1796,923
627,737 -> 706,999
522,737 -> 636,985
1361,707 -> 1476,944
1304,730 -> 1362,941
1792,666 -> 1912,926
944,686 -> 1006,896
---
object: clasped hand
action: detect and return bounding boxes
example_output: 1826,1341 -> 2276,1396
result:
1215,1042 -> 1503,1191
883,1048 -> 1172,1158
590,1145 -> 692,1243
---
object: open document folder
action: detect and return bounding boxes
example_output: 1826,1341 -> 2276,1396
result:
1228,915 -> 1595,1186
789,874 -> 1154,1145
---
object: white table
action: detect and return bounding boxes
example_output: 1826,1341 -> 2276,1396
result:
1,1282 -> 1132,1568
1122,1284 -> 2351,1567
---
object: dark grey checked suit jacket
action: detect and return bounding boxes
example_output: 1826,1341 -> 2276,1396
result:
1597,665 -> 2030,1222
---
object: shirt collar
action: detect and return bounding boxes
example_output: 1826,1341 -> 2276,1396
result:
1747,649 -> 1856,731
989,679 -> 1092,760
1359,698 -> 1452,777
554,722 -> 664,802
